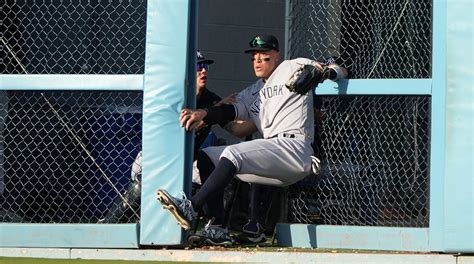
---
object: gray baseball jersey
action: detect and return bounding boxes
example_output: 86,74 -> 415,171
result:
233,57 -> 315,141
203,58 -> 317,186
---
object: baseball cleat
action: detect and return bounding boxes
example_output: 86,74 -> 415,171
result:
187,219 -> 233,247
156,189 -> 197,230
235,220 -> 266,244
235,232 -> 266,244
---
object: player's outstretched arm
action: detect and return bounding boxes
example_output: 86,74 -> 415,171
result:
180,108 -> 208,131
180,104 -> 236,132
285,63 -> 325,95
285,61 -> 349,95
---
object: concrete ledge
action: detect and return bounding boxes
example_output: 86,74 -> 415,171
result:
0,223 -> 139,248
1,248 -> 467,264
0,248 -> 70,259
458,256 -> 474,264
276,224 -> 430,252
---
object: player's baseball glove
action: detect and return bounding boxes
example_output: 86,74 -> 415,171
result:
285,64 -> 327,95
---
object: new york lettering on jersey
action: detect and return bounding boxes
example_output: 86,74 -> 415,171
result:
249,84 -> 285,116
234,58 -> 315,140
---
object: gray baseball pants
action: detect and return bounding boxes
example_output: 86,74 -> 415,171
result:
202,137 -> 313,186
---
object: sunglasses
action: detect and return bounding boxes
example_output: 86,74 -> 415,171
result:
251,57 -> 271,62
197,62 -> 209,72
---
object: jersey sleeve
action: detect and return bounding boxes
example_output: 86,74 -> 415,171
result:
317,56 -> 351,78
207,91 -> 228,126
232,85 -> 254,121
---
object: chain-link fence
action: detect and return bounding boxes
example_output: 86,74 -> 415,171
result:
286,0 -> 432,78
1,0 -> 147,74
1,0 -> 146,224
285,0 -> 432,227
288,96 -> 430,227
0,91 -> 142,223
1,0 -> 433,229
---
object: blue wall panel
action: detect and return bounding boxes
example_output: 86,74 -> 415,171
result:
429,0 -> 448,252
430,0 -> 473,253
0,224 -> 138,248
442,0 -> 473,252
276,224 -> 430,252
140,0 -> 193,245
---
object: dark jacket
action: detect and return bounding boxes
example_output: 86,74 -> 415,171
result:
194,88 -> 223,160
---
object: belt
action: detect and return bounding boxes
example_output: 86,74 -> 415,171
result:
281,133 -> 296,138
270,133 -> 300,139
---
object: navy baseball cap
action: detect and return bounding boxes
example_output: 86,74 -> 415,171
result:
244,34 -> 279,53
197,50 -> 214,64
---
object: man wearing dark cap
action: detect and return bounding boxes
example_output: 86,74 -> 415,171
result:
194,50 -> 240,159
157,35 -> 348,246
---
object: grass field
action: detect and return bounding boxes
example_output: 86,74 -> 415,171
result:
0,257 -> 209,264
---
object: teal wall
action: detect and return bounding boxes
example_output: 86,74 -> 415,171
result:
0,0 -> 196,248
140,0 -> 194,245
277,0 -> 473,253
430,0 -> 473,253
0,0 -> 472,252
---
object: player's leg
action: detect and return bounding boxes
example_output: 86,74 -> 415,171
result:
196,150 -> 226,225
157,138 -> 312,231
235,183 -> 271,244
187,149 -> 235,247
190,138 -> 312,224
189,156 -> 236,215
156,149 -> 237,231
221,138 -> 312,244
221,137 -> 313,185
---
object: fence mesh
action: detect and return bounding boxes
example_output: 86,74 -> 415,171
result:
1,1 -> 433,228
286,0 -> 432,78
288,96 -> 430,227
1,0 -> 147,74
1,1 -> 146,224
0,91 -> 142,223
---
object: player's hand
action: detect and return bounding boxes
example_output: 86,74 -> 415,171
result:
179,108 -> 208,131
315,62 -> 324,69
285,62 -> 325,95
215,93 -> 237,107
195,120 -> 206,130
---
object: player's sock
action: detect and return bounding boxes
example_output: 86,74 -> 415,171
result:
197,152 -> 225,226
191,157 -> 236,211
250,184 -> 273,223
196,151 -> 215,182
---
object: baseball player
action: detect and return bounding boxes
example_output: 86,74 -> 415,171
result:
157,34 -> 348,246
